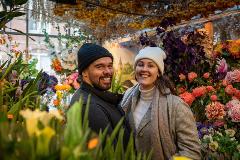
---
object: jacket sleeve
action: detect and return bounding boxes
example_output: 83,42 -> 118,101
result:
174,98 -> 201,160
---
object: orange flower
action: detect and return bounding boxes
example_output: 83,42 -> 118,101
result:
52,58 -> 63,72
0,38 -> 6,45
225,85 -> 236,95
222,80 -> 228,87
88,137 -> 99,149
188,72 -> 197,82
53,99 -> 60,106
179,92 -> 195,106
64,84 -> 71,91
203,72 -> 210,79
192,86 -> 207,98
205,102 -> 225,120
179,73 -> 186,81
55,84 -> 63,91
7,114 -> 14,119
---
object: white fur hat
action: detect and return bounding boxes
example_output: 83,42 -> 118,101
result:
134,46 -> 167,75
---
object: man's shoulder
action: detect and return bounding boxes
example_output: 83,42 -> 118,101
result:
70,88 -> 93,106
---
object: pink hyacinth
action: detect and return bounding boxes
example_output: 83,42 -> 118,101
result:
205,102 -> 226,120
226,99 -> 240,122
228,105 -> 240,122
225,69 -> 240,84
225,99 -> 240,110
216,58 -> 228,73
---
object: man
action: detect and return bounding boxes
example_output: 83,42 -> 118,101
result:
70,43 -> 130,148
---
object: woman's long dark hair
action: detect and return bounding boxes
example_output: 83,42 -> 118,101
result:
155,74 -> 176,95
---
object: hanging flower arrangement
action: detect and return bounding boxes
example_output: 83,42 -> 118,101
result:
50,46 -> 78,75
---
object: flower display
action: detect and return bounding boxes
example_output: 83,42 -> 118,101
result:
226,99 -> 240,122
176,57 -> 240,159
65,72 -> 80,90
205,102 -> 226,120
214,39 -> 240,59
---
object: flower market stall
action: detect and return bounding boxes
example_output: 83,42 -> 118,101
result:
0,0 -> 240,159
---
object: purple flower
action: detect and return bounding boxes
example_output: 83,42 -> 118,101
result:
196,122 -> 213,138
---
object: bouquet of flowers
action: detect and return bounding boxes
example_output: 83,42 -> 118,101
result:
51,47 -> 78,75
177,60 -> 240,159
213,39 -> 240,68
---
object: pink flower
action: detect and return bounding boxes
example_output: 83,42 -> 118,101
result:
73,80 -> 80,89
226,99 -> 240,110
205,102 -> 226,120
188,72 -> 198,82
234,90 -> 240,99
192,86 -> 207,98
206,86 -> 215,92
203,72 -> 210,79
225,69 -> 240,84
222,80 -> 228,87
225,85 -> 236,95
228,104 -> 240,122
216,58 -> 228,73
213,120 -> 225,127
210,95 -> 218,101
179,92 -> 195,106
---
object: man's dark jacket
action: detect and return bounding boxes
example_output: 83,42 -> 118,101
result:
70,82 -> 131,148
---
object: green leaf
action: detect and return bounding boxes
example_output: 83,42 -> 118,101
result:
14,0 -> 28,5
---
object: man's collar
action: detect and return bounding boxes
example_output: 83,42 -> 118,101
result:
80,82 -> 123,105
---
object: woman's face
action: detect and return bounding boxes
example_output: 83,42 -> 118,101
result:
135,58 -> 159,90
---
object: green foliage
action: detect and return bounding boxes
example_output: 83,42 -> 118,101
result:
0,0 -> 28,30
110,71 -> 124,94
122,62 -> 134,75
0,95 -> 151,160
0,57 -> 41,120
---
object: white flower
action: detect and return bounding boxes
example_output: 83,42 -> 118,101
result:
203,135 -> 213,142
225,129 -> 236,137
66,52 -> 76,61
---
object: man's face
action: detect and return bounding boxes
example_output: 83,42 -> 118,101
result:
82,57 -> 113,90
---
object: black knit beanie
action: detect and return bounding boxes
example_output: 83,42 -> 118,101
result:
78,43 -> 113,74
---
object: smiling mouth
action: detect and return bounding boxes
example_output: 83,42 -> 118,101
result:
139,74 -> 150,78
100,77 -> 112,83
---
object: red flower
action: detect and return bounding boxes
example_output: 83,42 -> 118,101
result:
206,86 -> 215,92
210,95 -> 218,101
179,92 -> 195,106
192,86 -> 207,98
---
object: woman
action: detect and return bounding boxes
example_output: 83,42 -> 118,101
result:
121,46 -> 201,160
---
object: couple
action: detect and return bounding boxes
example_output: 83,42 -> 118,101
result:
70,43 -> 201,160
